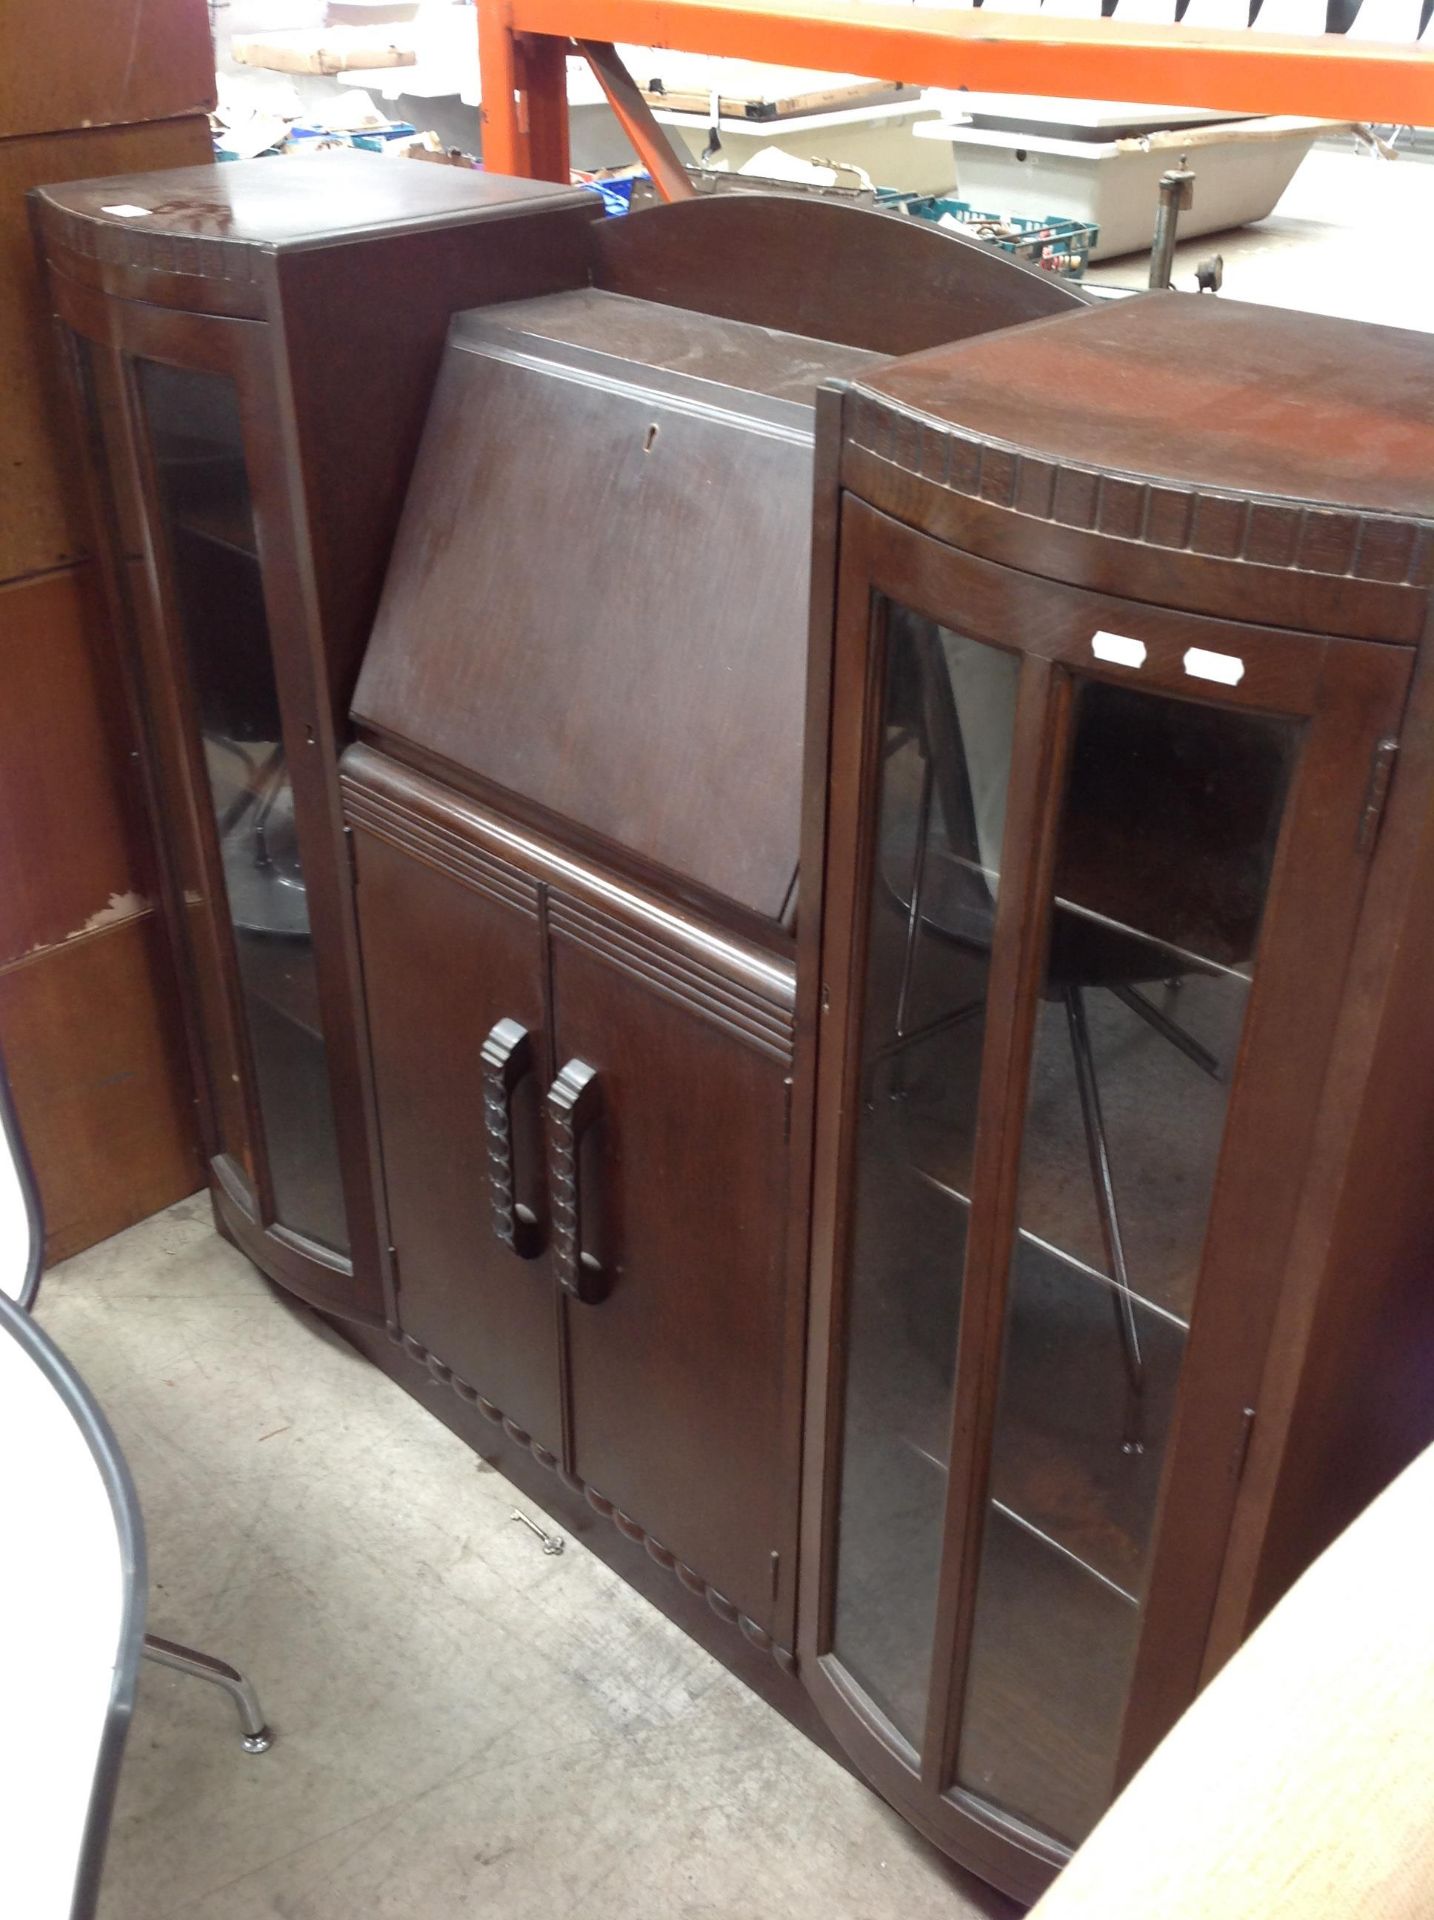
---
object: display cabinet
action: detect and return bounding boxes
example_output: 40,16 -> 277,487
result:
33,156 -> 597,1321
798,294 -> 1434,1896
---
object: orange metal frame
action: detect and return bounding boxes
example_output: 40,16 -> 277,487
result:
477,0 -> 1434,189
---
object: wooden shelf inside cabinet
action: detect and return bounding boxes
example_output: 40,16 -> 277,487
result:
232,930 -> 326,1042
799,293 -> 1434,1901
850,1144 -> 1170,1609
174,500 -> 260,561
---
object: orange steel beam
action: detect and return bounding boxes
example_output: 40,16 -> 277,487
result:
520,31 -> 573,182
478,0 -> 1434,183
579,40 -> 698,197
479,4 -> 529,175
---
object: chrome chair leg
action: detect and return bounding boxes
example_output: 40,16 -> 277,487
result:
143,1634 -> 274,1754
1109,980 -> 1222,1079
895,745 -> 937,1048
1065,986 -> 1145,1453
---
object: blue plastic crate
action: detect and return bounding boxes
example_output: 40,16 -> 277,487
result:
285,121 -> 418,152
881,193 -> 1096,279
578,175 -> 638,217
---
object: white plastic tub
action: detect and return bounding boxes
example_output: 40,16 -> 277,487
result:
915,108 -> 1344,260
657,100 -> 956,196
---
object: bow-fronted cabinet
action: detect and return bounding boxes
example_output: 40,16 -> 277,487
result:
797,295 -> 1434,1897
34,156 -> 596,1320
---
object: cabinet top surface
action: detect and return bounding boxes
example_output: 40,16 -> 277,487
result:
33,154 -> 591,253
857,293 -> 1434,524
454,288 -> 883,405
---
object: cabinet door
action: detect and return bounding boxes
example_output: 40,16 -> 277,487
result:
547,888 -> 799,1640
57,285 -> 383,1324
68,333 -> 256,1191
349,781 -> 563,1458
801,500 -> 1412,1893
130,356 -> 351,1252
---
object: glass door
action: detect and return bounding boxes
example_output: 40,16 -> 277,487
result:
951,676 -> 1298,1845
802,500 -> 1411,1883
54,281 -> 383,1321
828,610 -> 1020,1752
132,358 -> 347,1254
69,334 -> 257,1193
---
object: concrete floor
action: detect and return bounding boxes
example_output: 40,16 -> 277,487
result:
1086,141 -> 1434,332
36,1200 -> 1016,1920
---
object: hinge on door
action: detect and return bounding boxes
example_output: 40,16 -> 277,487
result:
782,1077 -> 793,1146
344,823 -> 360,890
388,1244 -> 400,1296
1357,738 -> 1399,856
1233,1406 -> 1256,1485
770,1549 -> 781,1602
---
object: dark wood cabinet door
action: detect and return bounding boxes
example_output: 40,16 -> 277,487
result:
799,500 -> 1413,1898
348,786 -> 563,1459
55,282 -> 385,1324
548,889 -> 800,1640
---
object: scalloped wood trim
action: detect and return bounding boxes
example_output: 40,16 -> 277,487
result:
393,1325 -> 796,1674
848,390 -> 1434,590
43,203 -> 264,286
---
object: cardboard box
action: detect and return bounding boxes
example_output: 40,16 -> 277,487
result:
232,28 -> 417,75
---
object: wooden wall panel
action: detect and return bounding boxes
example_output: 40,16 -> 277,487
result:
0,567 -> 155,967
0,912 -> 201,1265
1,113 -> 213,1259
0,572 -> 200,1261
1,113 -> 213,585
0,0 -> 214,142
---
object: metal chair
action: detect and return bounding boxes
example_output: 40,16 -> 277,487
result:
0,1285 -> 142,1920
0,1052 -> 273,1758
0,1051 -> 43,1313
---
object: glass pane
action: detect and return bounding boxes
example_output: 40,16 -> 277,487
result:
959,1505 -> 1138,1847
136,360 -> 347,1253
956,680 -> 1300,1844
71,337 -> 255,1187
831,605 -> 1019,1750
